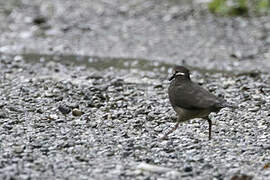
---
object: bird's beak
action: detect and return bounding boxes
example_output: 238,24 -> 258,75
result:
169,74 -> 175,81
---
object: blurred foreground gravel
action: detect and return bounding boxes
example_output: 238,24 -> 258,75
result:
0,55 -> 270,179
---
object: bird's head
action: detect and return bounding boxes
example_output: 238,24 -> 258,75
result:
169,66 -> 191,81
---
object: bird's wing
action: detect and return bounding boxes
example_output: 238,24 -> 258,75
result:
169,82 -> 221,110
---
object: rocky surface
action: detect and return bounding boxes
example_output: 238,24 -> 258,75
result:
1,0 -> 270,179
0,55 -> 270,179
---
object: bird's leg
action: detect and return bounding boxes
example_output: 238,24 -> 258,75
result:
205,117 -> 212,140
161,122 -> 180,140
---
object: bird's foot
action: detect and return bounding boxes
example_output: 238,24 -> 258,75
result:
160,122 -> 180,140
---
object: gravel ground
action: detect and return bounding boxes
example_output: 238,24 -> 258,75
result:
0,55 -> 270,179
1,0 -> 270,179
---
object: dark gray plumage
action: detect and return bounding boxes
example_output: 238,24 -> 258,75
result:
163,66 -> 236,140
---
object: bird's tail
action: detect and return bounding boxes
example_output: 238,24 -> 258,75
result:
216,98 -> 238,109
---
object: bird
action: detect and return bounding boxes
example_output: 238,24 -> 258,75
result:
163,65 -> 236,140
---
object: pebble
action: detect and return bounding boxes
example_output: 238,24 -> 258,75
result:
136,163 -> 174,173
58,105 -> 71,115
13,145 -> 25,153
248,106 -> 260,112
0,111 -> 7,118
72,108 -> 83,116
184,166 -> 193,172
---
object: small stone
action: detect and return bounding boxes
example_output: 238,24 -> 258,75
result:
111,78 -> 124,87
231,174 -> 253,180
14,145 -> 25,153
146,114 -> 155,121
184,166 -> 193,172
248,106 -> 260,112
72,108 -> 83,116
252,95 -> 261,101
87,99 -> 96,107
0,101 -> 6,108
67,102 -> 79,109
32,16 -> 47,25
154,84 -> 163,88
154,126 -> 163,132
8,106 -> 24,113
84,92 -> 94,100
0,111 -> 7,118
165,170 -> 181,179
44,91 -> 55,97
14,55 -> 23,61
58,105 -> 71,115
36,108 -> 43,114
135,108 -> 146,116
136,162 -> 173,173
49,114 -> 59,120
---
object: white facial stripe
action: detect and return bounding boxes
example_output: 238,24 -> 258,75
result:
175,72 -> 185,76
